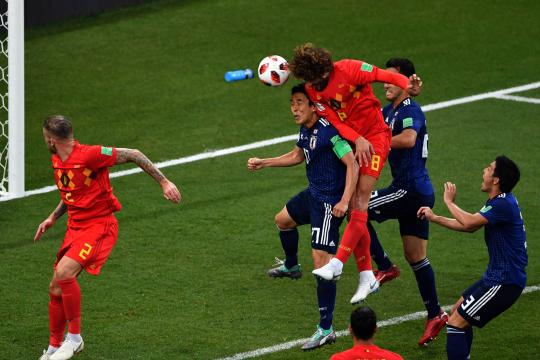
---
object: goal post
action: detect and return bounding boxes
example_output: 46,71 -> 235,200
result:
0,0 -> 24,198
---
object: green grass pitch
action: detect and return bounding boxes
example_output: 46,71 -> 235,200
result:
1,0 -> 539,359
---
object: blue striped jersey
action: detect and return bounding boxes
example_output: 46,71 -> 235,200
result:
382,98 -> 433,195
296,118 -> 347,205
479,192 -> 527,287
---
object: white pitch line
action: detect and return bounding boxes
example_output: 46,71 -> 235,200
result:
217,284 -> 540,360
1,81 -> 540,203
492,94 -> 540,105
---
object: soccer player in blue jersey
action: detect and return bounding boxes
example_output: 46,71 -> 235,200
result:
418,156 -> 527,360
247,84 -> 359,351
354,58 -> 447,346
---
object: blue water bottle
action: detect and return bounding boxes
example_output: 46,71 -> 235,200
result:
224,69 -> 254,82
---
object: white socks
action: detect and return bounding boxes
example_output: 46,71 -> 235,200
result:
66,333 -> 82,343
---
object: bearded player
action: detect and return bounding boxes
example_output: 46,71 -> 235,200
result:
35,115 -> 181,360
289,43 -> 413,302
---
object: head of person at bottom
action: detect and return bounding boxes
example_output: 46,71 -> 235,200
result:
350,306 -> 378,344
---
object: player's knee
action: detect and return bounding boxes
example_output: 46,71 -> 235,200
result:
404,251 -> 423,264
54,265 -> 77,281
447,312 -> 467,328
403,245 -> 426,264
275,213 -> 295,230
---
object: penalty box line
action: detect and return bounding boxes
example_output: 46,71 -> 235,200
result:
1,81 -> 539,202
217,284 -> 540,360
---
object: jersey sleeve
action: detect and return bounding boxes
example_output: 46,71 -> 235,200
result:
340,59 -> 377,85
479,197 -> 511,225
84,145 -> 117,171
340,59 -> 409,89
398,106 -> 424,133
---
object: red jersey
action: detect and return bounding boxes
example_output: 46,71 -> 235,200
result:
330,344 -> 403,360
306,59 -> 408,142
52,141 -> 121,222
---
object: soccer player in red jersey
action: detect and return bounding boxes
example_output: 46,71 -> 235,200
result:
34,115 -> 181,360
289,44 -> 413,302
331,306 -> 403,360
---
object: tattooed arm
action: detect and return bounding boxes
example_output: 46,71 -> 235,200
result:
34,200 -> 67,242
115,148 -> 181,203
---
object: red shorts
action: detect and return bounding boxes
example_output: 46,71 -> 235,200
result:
55,214 -> 118,276
358,129 -> 391,179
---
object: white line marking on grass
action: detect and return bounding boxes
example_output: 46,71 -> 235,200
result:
2,81 -> 540,202
420,81 -> 540,112
216,284 -> 540,360
492,94 -> 540,104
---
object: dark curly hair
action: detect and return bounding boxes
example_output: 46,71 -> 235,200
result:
289,43 -> 334,82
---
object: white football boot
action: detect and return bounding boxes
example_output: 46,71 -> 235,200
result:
312,258 -> 343,280
49,338 -> 84,360
38,350 -> 52,360
350,270 -> 379,304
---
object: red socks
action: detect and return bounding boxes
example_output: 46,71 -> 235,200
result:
48,293 -> 66,347
335,210 -> 372,271
353,235 -> 372,271
57,278 -> 81,334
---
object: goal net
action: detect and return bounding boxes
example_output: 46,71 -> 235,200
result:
0,0 -> 24,199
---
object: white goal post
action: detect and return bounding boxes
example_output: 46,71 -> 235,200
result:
0,0 -> 24,198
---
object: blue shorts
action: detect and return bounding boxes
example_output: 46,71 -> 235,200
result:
286,189 -> 345,255
368,185 -> 434,239
457,279 -> 523,328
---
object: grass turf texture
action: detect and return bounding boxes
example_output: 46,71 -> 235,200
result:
1,0 -> 539,359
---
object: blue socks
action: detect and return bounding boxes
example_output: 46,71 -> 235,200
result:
279,228 -> 299,269
368,221 -> 393,271
447,325 -> 473,359
316,277 -> 336,330
410,257 -> 440,318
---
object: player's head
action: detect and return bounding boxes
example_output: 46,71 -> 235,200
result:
349,306 -> 377,341
385,58 -> 416,78
42,115 -> 74,153
289,43 -> 333,91
383,58 -> 416,103
481,156 -> 520,194
290,83 -> 317,127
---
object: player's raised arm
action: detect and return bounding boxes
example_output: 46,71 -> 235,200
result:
115,148 -> 181,203
333,149 -> 359,217
247,146 -> 305,171
418,182 -> 487,233
34,200 -> 67,242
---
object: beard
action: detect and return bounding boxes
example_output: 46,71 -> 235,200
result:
48,143 -> 57,154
